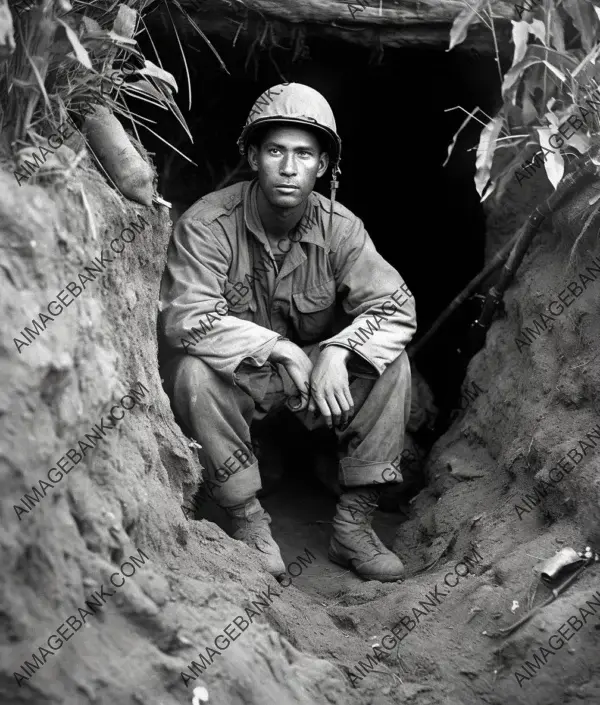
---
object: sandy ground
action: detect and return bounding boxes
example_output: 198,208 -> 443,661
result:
3,168 -> 600,705
160,251 -> 600,705
193,418 -> 600,705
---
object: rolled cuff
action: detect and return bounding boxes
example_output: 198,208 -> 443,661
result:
209,460 -> 262,507
339,457 -> 404,487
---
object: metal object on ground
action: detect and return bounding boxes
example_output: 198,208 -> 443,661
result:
153,195 -> 172,208
487,556 -> 593,638
540,547 -> 586,583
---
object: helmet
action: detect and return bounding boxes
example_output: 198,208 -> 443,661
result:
237,82 -> 341,170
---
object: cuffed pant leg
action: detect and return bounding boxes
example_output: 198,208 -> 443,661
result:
162,354 -> 261,507
293,349 -> 411,488
338,350 -> 411,487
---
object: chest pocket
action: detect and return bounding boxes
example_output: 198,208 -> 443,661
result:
292,280 -> 336,341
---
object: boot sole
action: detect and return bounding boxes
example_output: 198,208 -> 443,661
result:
328,549 -> 405,582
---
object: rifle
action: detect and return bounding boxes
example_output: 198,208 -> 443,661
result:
409,145 -> 600,360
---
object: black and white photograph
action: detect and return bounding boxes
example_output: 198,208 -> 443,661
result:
2,0 -> 600,703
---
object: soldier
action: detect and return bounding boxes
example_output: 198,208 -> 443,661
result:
159,83 -> 416,581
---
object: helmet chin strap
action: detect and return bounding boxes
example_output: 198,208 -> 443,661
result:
328,163 -> 341,241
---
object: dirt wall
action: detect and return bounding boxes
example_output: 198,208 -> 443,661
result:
3,132 -> 600,705
399,163 -> 600,703
0,164 -> 352,705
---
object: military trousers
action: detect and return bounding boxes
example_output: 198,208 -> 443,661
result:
161,345 -> 411,507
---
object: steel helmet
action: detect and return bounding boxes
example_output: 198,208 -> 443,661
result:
237,82 -> 342,231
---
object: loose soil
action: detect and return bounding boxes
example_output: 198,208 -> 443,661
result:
2,164 -> 600,705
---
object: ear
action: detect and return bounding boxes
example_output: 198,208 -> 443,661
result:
317,152 -> 329,178
247,144 -> 259,173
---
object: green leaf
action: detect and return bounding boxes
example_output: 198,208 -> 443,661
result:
81,17 -> 102,34
112,5 -> 137,40
571,42 -> 600,80
448,0 -> 489,50
85,29 -> 138,47
557,105 -> 591,153
537,127 -> 564,188
56,18 -> 92,70
550,10 -> 566,53
542,108 -> 560,130
510,20 -> 530,68
171,0 -> 229,76
475,116 -> 504,199
123,78 -> 192,143
568,131 -> 591,154
502,55 -> 543,103
502,54 -> 566,105
527,19 -> 547,46
123,79 -> 167,104
522,89 -> 538,124
138,59 -> 178,93
563,0 -> 597,53
540,59 -> 566,84
443,107 -> 480,168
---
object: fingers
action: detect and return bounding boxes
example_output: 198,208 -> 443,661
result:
300,380 -> 313,408
286,377 -> 313,413
312,389 -> 333,428
344,386 -> 354,415
342,386 -> 355,427
328,394 -> 343,429
297,379 -> 317,414
310,383 -> 356,429
313,390 -> 346,429
334,389 -> 352,428
303,381 -> 321,415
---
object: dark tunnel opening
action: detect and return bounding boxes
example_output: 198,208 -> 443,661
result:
140,17 -> 503,518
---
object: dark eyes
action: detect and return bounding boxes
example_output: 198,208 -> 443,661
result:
268,148 -> 312,157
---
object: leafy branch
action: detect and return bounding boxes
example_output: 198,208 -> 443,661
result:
1,0 -> 226,168
447,0 -> 600,203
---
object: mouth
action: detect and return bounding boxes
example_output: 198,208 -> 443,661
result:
275,185 -> 299,194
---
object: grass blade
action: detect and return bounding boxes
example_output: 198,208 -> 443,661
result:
163,0 -> 191,111
172,0 -> 229,75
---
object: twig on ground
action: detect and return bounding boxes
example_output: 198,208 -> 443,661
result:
413,528 -> 460,575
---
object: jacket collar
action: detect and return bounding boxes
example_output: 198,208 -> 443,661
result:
243,178 -> 326,249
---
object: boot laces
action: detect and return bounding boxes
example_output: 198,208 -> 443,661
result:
341,492 -> 387,556
363,528 -> 387,556
233,513 -> 275,547
348,514 -> 387,557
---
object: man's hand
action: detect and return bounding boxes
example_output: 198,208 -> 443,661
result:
269,339 -> 313,412
310,346 -> 354,429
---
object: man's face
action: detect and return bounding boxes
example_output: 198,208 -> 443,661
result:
248,125 -> 329,210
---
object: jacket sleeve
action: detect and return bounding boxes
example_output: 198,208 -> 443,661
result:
159,216 -> 281,382
319,215 -> 417,375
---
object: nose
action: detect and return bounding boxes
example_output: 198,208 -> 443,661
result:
280,153 -> 297,176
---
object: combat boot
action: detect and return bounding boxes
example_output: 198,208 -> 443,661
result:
329,487 -> 405,582
226,497 -> 286,578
